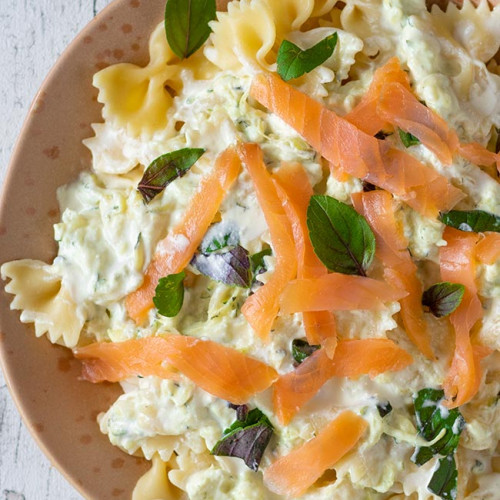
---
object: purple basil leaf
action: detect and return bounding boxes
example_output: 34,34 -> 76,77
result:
138,148 -> 205,203
211,408 -> 274,471
191,245 -> 252,288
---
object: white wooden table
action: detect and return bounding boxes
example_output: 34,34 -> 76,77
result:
0,2 -> 114,498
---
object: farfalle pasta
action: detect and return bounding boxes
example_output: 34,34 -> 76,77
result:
2,1 -> 500,499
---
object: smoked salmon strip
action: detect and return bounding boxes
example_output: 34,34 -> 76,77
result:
280,273 -> 407,314
238,144 -> 297,340
263,411 -> 367,497
459,142 -> 500,178
345,57 -> 411,136
125,148 -> 241,324
377,81 -> 458,165
352,191 -> 434,359
475,233 -> 500,265
74,335 -> 278,405
273,339 -> 413,425
250,72 -> 464,217
272,162 -> 337,355
440,227 -> 485,407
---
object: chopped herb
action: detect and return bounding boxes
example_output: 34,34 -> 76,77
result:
153,271 -> 186,317
228,403 -> 249,422
376,401 -> 393,418
422,282 -> 465,318
277,33 -> 338,82
428,455 -> 458,500
292,339 -> 320,364
211,407 -> 274,471
307,195 -> 376,276
138,148 -> 205,203
412,388 -> 465,466
399,129 -> 420,147
375,131 -> 392,140
201,223 -> 240,253
191,245 -> 252,288
164,0 -> 216,59
250,248 -> 272,278
362,181 -> 377,192
439,210 -> 500,233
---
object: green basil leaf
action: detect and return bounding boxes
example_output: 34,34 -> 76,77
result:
277,33 -> 338,82
138,148 -> 205,203
153,271 -> 186,317
399,129 -> 420,147
439,210 -> 500,233
211,407 -> 274,471
250,248 -> 272,277
292,339 -> 320,364
422,282 -> 465,318
376,401 -> 393,418
164,0 -> 216,59
428,455 -> 458,500
307,195 -> 376,276
412,388 -> 465,466
191,245 -> 252,288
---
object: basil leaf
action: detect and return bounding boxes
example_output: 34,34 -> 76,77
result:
250,248 -> 272,277
399,129 -> 420,147
412,388 -> 465,466
212,408 -> 274,471
277,33 -> 338,82
428,455 -> 458,500
307,195 -> 376,276
376,401 -> 393,418
138,148 -> 205,203
164,0 -> 216,59
422,282 -> 465,318
292,339 -> 320,364
191,245 -> 252,288
439,210 -> 500,233
153,271 -> 186,317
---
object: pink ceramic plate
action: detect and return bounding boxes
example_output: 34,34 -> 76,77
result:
0,1 -> 169,498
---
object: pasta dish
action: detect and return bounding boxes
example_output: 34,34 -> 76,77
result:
2,0 -> 500,498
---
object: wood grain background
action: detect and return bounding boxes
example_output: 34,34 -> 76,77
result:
0,2 -> 114,498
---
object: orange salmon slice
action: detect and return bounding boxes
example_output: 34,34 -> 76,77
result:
263,411 -> 367,497
238,144 -> 297,340
280,273 -> 407,314
475,233 -> 500,265
273,338 -> 413,425
352,190 -> 434,359
125,148 -> 241,324
272,162 -> 337,355
440,227 -> 484,407
250,72 -> 464,217
345,57 -> 411,135
75,335 -> 278,405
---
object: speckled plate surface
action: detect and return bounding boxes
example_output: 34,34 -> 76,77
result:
0,1 -> 167,498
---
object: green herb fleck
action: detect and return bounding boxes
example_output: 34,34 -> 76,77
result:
292,339 -> 320,364
428,455 -> 458,500
399,129 -> 420,147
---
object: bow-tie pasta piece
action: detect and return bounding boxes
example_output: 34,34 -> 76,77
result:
94,23 -> 179,137
1,260 -> 84,348
205,0 -> 277,72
